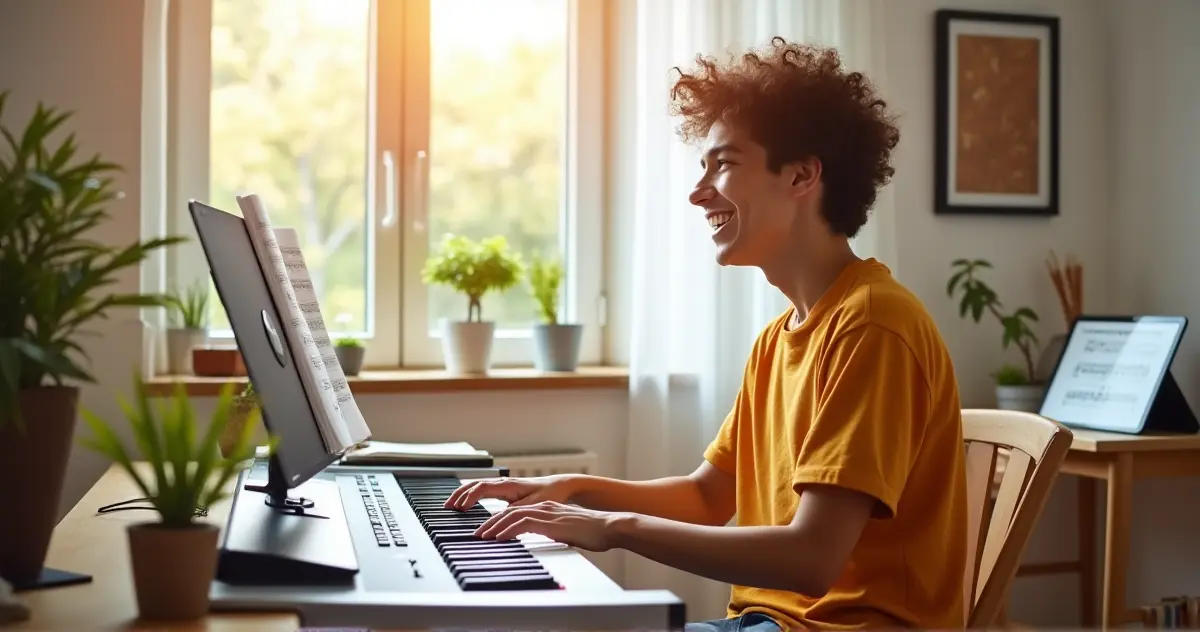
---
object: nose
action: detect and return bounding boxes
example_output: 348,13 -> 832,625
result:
689,181 -> 714,207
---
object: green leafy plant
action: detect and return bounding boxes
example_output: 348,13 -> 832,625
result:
79,375 -> 266,528
0,91 -> 186,429
165,278 -> 210,330
335,336 -> 362,348
527,253 -> 564,324
239,380 -> 256,400
992,364 -> 1029,386
421,234 -> 523,322
947,258 -> 1040,384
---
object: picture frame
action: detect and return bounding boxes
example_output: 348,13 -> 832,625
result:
934,9 -> 1060,216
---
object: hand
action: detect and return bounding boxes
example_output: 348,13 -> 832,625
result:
473,500 -> 628,552
443,475 -> 576,511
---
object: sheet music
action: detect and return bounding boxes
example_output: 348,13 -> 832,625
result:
236,194 -> 360,453
273,227 -> 370,446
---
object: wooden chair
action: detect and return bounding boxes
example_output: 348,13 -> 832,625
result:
962,408 -> 1074,628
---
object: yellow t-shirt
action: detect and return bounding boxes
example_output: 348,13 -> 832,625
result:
704,257 -> 968,630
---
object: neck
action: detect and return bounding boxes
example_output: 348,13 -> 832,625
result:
759,237 -> 860,324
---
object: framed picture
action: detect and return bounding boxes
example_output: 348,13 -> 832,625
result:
934,10 -> 1060,216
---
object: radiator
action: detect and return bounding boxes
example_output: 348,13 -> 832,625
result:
492,450 -> 599,478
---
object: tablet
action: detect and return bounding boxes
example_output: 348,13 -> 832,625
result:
1039,315 -> 1188,434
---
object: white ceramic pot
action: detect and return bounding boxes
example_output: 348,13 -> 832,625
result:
165,328 -> 207,375
995,384 -> 1046,413
440,320 -> 495,374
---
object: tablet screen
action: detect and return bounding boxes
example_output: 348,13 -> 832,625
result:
1039,317 -> 1186,433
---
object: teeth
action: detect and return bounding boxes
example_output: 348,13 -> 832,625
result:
708,212 -> 733,229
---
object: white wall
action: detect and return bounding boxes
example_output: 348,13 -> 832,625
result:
1103,0 -> 1200,621
5,0 -> 1199,626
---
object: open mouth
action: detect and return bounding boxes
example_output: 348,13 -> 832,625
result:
708,212 -> 734,232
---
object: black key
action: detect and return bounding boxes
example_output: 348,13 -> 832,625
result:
451,561 -> 544,577
460,575 -> 559,591
432,531 -> 486,545
444,550 -> 532,562
457,568 -> 554,581
439,541 -> 525,552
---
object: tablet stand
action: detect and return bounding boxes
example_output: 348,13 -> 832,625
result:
1140,370 -> 1200,434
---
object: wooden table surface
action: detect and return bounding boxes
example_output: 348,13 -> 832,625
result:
1015,426 -> 1200,629
11,463 -> 298,631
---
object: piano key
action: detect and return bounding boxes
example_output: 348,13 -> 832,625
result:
460,575 -> 559,591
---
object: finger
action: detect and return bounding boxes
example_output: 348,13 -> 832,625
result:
443,480 -> 482,509
507,491 -> 546,507
454,479 -> 510,510
493,516 -> 558,543
476,506 -> 555,539
446,480 -> 491,510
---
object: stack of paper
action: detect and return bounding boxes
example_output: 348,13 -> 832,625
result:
237,193 -> 372,455
340,441 -> 493,466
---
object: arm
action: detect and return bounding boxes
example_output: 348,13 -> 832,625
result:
607,484 -> 874,597
566,461 -> 735,526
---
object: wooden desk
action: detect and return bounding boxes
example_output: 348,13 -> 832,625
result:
1014,428 -> 1200,629
11,463 -> 297,631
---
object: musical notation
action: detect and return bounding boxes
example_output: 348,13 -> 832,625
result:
237,194 -> 370,453
1071,362 -> 1151,379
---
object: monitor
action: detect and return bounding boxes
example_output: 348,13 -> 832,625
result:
1039,315 -> 1188,434
188,199 -> 337,502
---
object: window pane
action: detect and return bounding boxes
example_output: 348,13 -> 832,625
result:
208,0 -> 372,338
426,0 -> 568,331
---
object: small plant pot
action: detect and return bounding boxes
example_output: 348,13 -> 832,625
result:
532,323 -> 583,372
995,383 -> 1046,413
440,320 -> 495,374
335,345 -> 366,376
127,522 -> 219,621
191,347 -> 246,377
165,328 -> 207,375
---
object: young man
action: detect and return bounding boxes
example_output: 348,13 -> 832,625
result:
445,38 -> 969,630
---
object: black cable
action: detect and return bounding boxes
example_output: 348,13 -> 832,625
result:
95,497 -> 208,518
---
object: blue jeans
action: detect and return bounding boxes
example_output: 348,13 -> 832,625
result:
685,612 -> 782,632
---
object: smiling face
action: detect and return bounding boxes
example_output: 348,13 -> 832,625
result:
689,120 -> 823,268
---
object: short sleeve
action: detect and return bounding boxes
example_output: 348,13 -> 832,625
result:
703,392 -> 741,474
792,324 -> 931,519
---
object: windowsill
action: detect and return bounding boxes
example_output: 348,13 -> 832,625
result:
144,365 -> 630,397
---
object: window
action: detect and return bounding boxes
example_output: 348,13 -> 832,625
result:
168,0 -> 605,370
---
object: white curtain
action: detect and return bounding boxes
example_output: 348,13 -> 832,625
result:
624,0 -> 895,621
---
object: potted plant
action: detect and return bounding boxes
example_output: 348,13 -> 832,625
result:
528,253 -> 583,371
421,234 -> 523,374
0,91 -> 184,587
334,337 -> 365,376
947,258 -> 1044,412
79,376 -> 262,621
163,279 -> 209,375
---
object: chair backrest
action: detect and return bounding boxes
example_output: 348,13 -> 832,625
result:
961,408 -> 1074,628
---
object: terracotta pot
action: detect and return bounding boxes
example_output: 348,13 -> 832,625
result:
127,522 -> 219,621
0,386 -> 79,586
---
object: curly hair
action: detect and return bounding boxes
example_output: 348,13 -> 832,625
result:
669,37 -> 900,238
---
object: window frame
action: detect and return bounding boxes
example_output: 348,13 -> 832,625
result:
166,0 -> 606,372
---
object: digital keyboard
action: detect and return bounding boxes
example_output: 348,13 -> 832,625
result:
210,463 -> 685,629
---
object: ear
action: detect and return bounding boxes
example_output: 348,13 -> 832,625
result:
786,157 -> 822,198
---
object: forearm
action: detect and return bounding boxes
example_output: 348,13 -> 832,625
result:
608,513 -> 829,596
565,475 -> 725,525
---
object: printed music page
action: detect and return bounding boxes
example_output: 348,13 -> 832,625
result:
272,226 -> 371,447
236,193 -> 355,453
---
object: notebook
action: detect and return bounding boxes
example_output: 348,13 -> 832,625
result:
339,441 -> 493,467
237,193 -> 372,455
